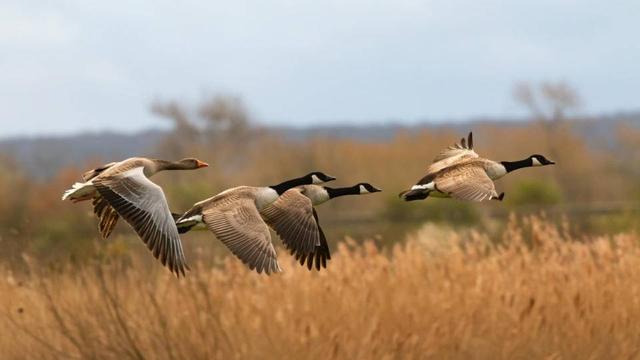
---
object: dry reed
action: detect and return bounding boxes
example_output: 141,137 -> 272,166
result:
2,216 -> 640,359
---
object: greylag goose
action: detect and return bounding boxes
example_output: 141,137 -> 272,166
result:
62,157 -> 208,276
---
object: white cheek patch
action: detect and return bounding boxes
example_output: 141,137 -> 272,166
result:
532,158 -> 542,166
311,174 -> 322,184
359,185 -> 368,194
411,182 -> 435,191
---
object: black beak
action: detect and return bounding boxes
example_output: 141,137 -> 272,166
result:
325,175 -> 337,182
371,186 -> 382,192
547,160 -> 556,165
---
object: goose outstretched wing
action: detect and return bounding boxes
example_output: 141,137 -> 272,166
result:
94,167 -> 189,276
427,132 -> 479,175
202,193 -> 281,275
435,163 -> 499,202
260,188 -> 321,256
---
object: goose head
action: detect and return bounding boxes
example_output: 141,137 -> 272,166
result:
181,158 -> 209,169
307,172 -> 337,184
357,183 -> 382,194
324,182 -> 382,200
160,158 -> 209,171
529,154 -> 555,167
269,172 -> 335,195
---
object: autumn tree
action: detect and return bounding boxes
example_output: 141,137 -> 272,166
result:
151,94 -> 253,159
512,81 -> 596,201
151,100 -> 200,158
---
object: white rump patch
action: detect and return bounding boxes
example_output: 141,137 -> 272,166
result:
61,181 -> 95,200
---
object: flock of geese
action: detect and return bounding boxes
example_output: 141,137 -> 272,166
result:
62,132 -> 554,276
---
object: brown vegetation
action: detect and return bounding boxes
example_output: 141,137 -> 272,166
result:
1,94 -> 639,358
1,117 -> 639,270
2,217 -> 640,359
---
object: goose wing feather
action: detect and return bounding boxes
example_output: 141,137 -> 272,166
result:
92,195 -> 119,239
202,192 -> 281,274
428,132 -> 479,175
296,209 -> 331,271
93,167 -> 189,276
260,187 -> 321,256
435,163 -> 499,202
82,162 -> 118,181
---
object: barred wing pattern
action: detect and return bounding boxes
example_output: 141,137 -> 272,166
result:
92,195 -> 119,239
296,209 -> 331,271
202,194 -> 281,275
434,164 -> 499,202
94,167 -> 189,276
260,188 -> 321,256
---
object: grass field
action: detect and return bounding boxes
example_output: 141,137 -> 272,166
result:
2,216 -> 640,359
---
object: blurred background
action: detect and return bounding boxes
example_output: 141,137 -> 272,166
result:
4,2 -> 640,358
0,0 -> 639,269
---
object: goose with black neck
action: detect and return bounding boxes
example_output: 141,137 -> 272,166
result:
400,132 -> 555,202
261,182 -> 382,271
174,171 -> 336,275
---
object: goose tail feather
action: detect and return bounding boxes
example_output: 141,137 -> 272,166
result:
62,182 -> 95,202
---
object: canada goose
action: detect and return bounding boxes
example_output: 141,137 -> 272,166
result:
175,172 -> 337,274
62,157 -> 209,276
399,132 -> 555,202
260,183 -> 382,271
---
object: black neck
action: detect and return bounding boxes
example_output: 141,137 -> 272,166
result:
501,158 -> 533,173
325,185 -> 360,199
269,176 -> 311,195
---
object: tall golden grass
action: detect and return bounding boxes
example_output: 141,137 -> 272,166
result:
2,216 -> 640,359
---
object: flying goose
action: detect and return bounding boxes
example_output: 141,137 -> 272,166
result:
175,172 -> 337,274
62,157 -> 209,276
399,132 -> 555,202
260,183 -> 381,271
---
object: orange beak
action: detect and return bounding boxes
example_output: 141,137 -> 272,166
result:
196,160 -> 209,168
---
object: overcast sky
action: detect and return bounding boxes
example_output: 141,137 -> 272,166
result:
1,0 -> 638,137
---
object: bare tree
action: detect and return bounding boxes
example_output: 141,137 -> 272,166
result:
513,81 -> 586,200
198,95 -> 250,140
513,81 -> 581,124
150,100 -> 199,158
150,94 -> 253,160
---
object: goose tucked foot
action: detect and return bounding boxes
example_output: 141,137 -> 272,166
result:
491,192 -> 505,201
399,189 -> 430,201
